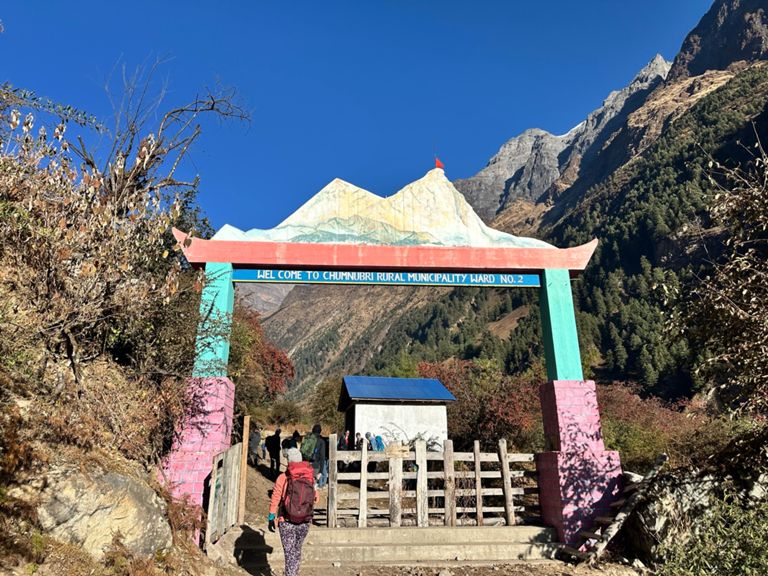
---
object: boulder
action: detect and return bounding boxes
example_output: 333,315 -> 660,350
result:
623,470 -> 716,563
37,466 -> 172,559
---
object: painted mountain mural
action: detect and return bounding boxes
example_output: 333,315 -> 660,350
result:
215,168 -> 552,249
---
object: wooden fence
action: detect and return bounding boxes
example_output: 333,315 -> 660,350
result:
326,434 -> 539,528
205,416 -> 250,549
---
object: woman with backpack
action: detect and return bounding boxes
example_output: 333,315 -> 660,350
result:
268,447 -> 317,576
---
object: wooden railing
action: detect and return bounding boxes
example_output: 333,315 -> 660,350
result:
326,434 -> 539,528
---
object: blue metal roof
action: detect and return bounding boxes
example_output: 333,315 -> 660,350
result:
342,375 -> 456,403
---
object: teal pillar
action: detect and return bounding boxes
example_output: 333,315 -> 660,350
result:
192,262 -> 235,378
539,268 -> 583,381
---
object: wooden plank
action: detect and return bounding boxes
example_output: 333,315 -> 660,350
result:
507,453 -> 535,462
474,440 -> 483,527
205,454 -> 222,550
589,454 -> 669,562
457,506 -> 504,514
328,433 -> 338,528
337,491 -> 391,500
443,440 -> 456,526
221,446 -> 235,531
498,438 -> 516,527
415,440 -> 428,527
454,452 -> 474,461
479,453 -> 500,462
358,441 -> 368,528
230,445 -> 241,529
337,450 -> 362,462
237,416 -> 250,525
336,450 -> 397,463
337,471 -> 390,480
337,472 -> 362,480
389,456 -> 402,527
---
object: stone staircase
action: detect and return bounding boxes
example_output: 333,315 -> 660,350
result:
211,524 -> 560,574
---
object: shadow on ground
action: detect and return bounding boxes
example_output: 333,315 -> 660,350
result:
233,524 -> 274,575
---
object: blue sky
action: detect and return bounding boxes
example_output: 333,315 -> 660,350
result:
1,1 -> 712,231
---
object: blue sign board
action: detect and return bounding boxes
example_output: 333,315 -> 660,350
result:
232,269 -> 540,288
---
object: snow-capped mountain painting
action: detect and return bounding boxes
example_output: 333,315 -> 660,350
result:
214,168 -> 553,249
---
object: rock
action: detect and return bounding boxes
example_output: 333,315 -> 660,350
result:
332,561 -> 342,567
454,54 -> 670,222
623,471 -> 716,563
667,0 -> 768,81
438,570 -> 453,576
37,466 -> 172,560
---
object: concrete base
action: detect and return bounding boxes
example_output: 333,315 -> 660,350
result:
536,450 -> 622,544
160,376 -> 235,508
537,379 -> 623,544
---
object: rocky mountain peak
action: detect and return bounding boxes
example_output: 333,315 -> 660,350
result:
668,0 -> 768,81
454,54 -> 670,222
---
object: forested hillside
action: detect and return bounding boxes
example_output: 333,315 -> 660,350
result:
363,63 -> 768,400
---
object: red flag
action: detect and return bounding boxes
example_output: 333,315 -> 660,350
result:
435,157 -> 445,170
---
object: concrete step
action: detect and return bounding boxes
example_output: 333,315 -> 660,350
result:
221,524 -> 560,570
241,542 -> 560,568
307,525 -> 555,546
233,525 -> 555,547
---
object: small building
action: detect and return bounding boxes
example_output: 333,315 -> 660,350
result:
339,375 -> 456,445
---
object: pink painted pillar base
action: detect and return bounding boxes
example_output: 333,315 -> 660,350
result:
160,377 -> 235,510
536,380 -> 623,544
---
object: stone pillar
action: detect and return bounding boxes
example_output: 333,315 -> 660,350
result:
537,269 -> 622,544
162,263 -> 236,510
536,380 -> 622,544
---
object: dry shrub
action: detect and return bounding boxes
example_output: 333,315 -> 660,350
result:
102,534 -> 158,576
598,382 -> 715,473
154,483 -> 205,546
29,361 -> 189,463
419,358 -> 545,451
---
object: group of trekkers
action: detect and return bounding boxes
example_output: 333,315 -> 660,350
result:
337,429 -> 386,452
248,424 -> 391,576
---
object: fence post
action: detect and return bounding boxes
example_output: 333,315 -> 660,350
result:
389,455 -> 402,527
474,440 -> 484,526
358,441 -> 368,528
443,439 -> 456,526
237,416 -> 250,525
498,438 -> 516,527
415,439 -> 428,527
328,433 -> 338,528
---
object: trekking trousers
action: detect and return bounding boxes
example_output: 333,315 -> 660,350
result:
279,521 -> 310,576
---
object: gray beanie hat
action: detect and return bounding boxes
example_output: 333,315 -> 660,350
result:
284,447 -> 302,463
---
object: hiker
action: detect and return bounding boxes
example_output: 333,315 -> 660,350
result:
265,428 -> 282,479
354,432 -> 363,450
364,432 -> 377,472
291,429 -> 302,449
337,430 -> 350,451
317,435 -> 330,488
301,423 -> 326,485
268,447 -> 317,576
248,424 -> 262,466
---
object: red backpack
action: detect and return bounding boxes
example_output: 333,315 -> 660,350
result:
281,462 -> 315,524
